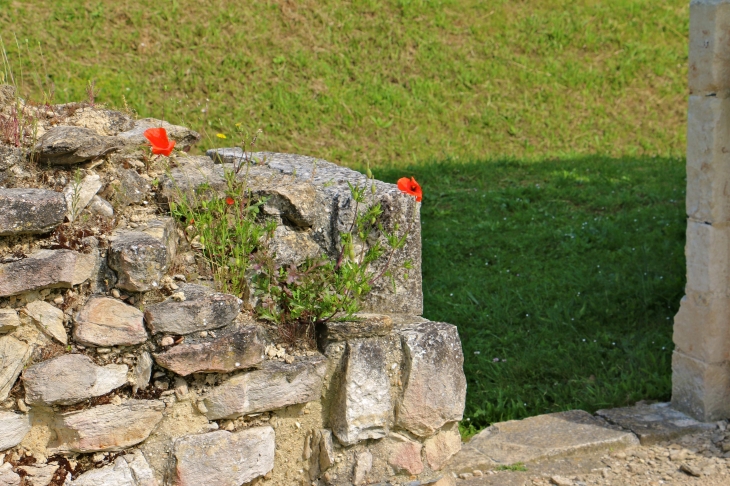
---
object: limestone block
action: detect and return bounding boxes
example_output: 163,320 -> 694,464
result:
34,126 -> 122,165
396,321 -> 466,437
686,95 -> 730,223
203,356 -> 327,420
0,411 -> 31,451
0,249 -> 96,297
685,220 -> 730,295
385,433 -> 423,475
23,354 -> 128,406
331,338 -> 393,446
0,463 -> 19,486
0,335 -> 32,401
689,0 -> 730,96
423,424 -> 462,471
316,313 -> 393,347
70,456 -> 135,486
673,293 -> 730,363
53,399 -> 164,452
64,173 -> 102,221
108,221 -> 177,292
672,350 -> 730,421
74,296 -> 147,347
170,427 -> 275,486
131,351 -> 153,394
24,300 -> 67,345
154,324 -> 265,376
0,188 -> 66,235
143,284 -> 240,335
0,309 -> 20,333
66,107 -> 135,137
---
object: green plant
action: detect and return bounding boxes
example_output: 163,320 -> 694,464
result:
169,168 -> 275,299
496,463 -> 527,472
253,179 -> 415,344
67,168 -> 84,222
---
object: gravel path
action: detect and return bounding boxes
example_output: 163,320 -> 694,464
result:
457,420 -> 730,486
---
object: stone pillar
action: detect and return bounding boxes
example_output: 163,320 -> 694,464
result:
672,0 -> 730,421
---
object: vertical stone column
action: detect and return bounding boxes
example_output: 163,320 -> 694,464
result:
672,0 -> 730,421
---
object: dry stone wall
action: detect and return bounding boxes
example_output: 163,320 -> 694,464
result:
0,87 -> 465,486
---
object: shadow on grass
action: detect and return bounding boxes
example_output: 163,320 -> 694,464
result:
376,155 -> 686,432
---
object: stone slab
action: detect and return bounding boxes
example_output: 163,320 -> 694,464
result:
448,410 -> 639,474
171,427 -> 275,486
25,300 -> 67,345
144,284 -> 240,335
203,355 -> 327,420
0,411 -> 31,451
0,188 -> 66,236
595,402 -> 715,445
316,313 -> 394,346
0,249 -> 94,297
34,126 -> 122,165
74,296 -> 147,347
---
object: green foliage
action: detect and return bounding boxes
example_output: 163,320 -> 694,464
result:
378,154 -> 685,430
496,463 -> 528,472
169,169 -> 275,298
0,0 -> 688,167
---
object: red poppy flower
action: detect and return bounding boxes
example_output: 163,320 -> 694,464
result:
143,127 -> 176,156
397,177 -> 423,202
225,196 -> 235,206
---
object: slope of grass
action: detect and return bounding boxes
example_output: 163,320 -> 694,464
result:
0,0 -> 688,167
378,155 -> 685,432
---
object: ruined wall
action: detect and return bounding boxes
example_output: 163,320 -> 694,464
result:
673,0 -> 730,422
0,92 -> 466,486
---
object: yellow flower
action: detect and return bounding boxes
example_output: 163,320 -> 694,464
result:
216,133 -> 227,139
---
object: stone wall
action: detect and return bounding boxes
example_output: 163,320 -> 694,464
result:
673,0 -> 730,422
0,90 -> 466,485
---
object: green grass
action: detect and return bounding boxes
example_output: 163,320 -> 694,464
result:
378,155 -> 685,432
0,0 -> 687,167
0,1 -> 689,432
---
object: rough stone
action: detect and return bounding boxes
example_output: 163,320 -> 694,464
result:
74,296 -> 147,347
0,463 -> 19,486
203,355 -> 327,420
66,107 -> 135,136
23,354 -> 128,406
318,429 -> 335,471
34,126 -> 122,165
396,321 -> 466,437
267,223 -> 323,267
332,338 -> 392,445
170,427 -> 275,486
423,424 -> 462,471
24,300 -> 67,345
317,313 -> 393,346
157,155 -> 227,202
17,464 -> 58,486
124,450 -> 158,486
70,456 -> 135,486
689,0 -> 730,96
672,349 -> 730,421
207,150 -> 423,314
144,284 -> 240,335
596,401 -> 715,445
131,351 -> 153,394
87,195 -> 114,218
64,173 -> 102,221
0,309 -> 20,333
154,324 -> 264,376
117,118 -> 201,150
0,335 -> 32,401
0,189 -> 66,235
108,220 -> 177,292
386,433 -> 424,475
53,399 -> 164,452
448,410 -> 639,474
0,411 -> 31,451
353,451 -> 373,485
0,249 -> 97,297
114,168 -> 150,206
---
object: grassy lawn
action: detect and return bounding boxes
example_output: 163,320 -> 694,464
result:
379,155 -> 686,432
0,1 -> 690,431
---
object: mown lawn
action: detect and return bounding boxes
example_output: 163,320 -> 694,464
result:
0,1 -> 690,431
379,155 -> 685,433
